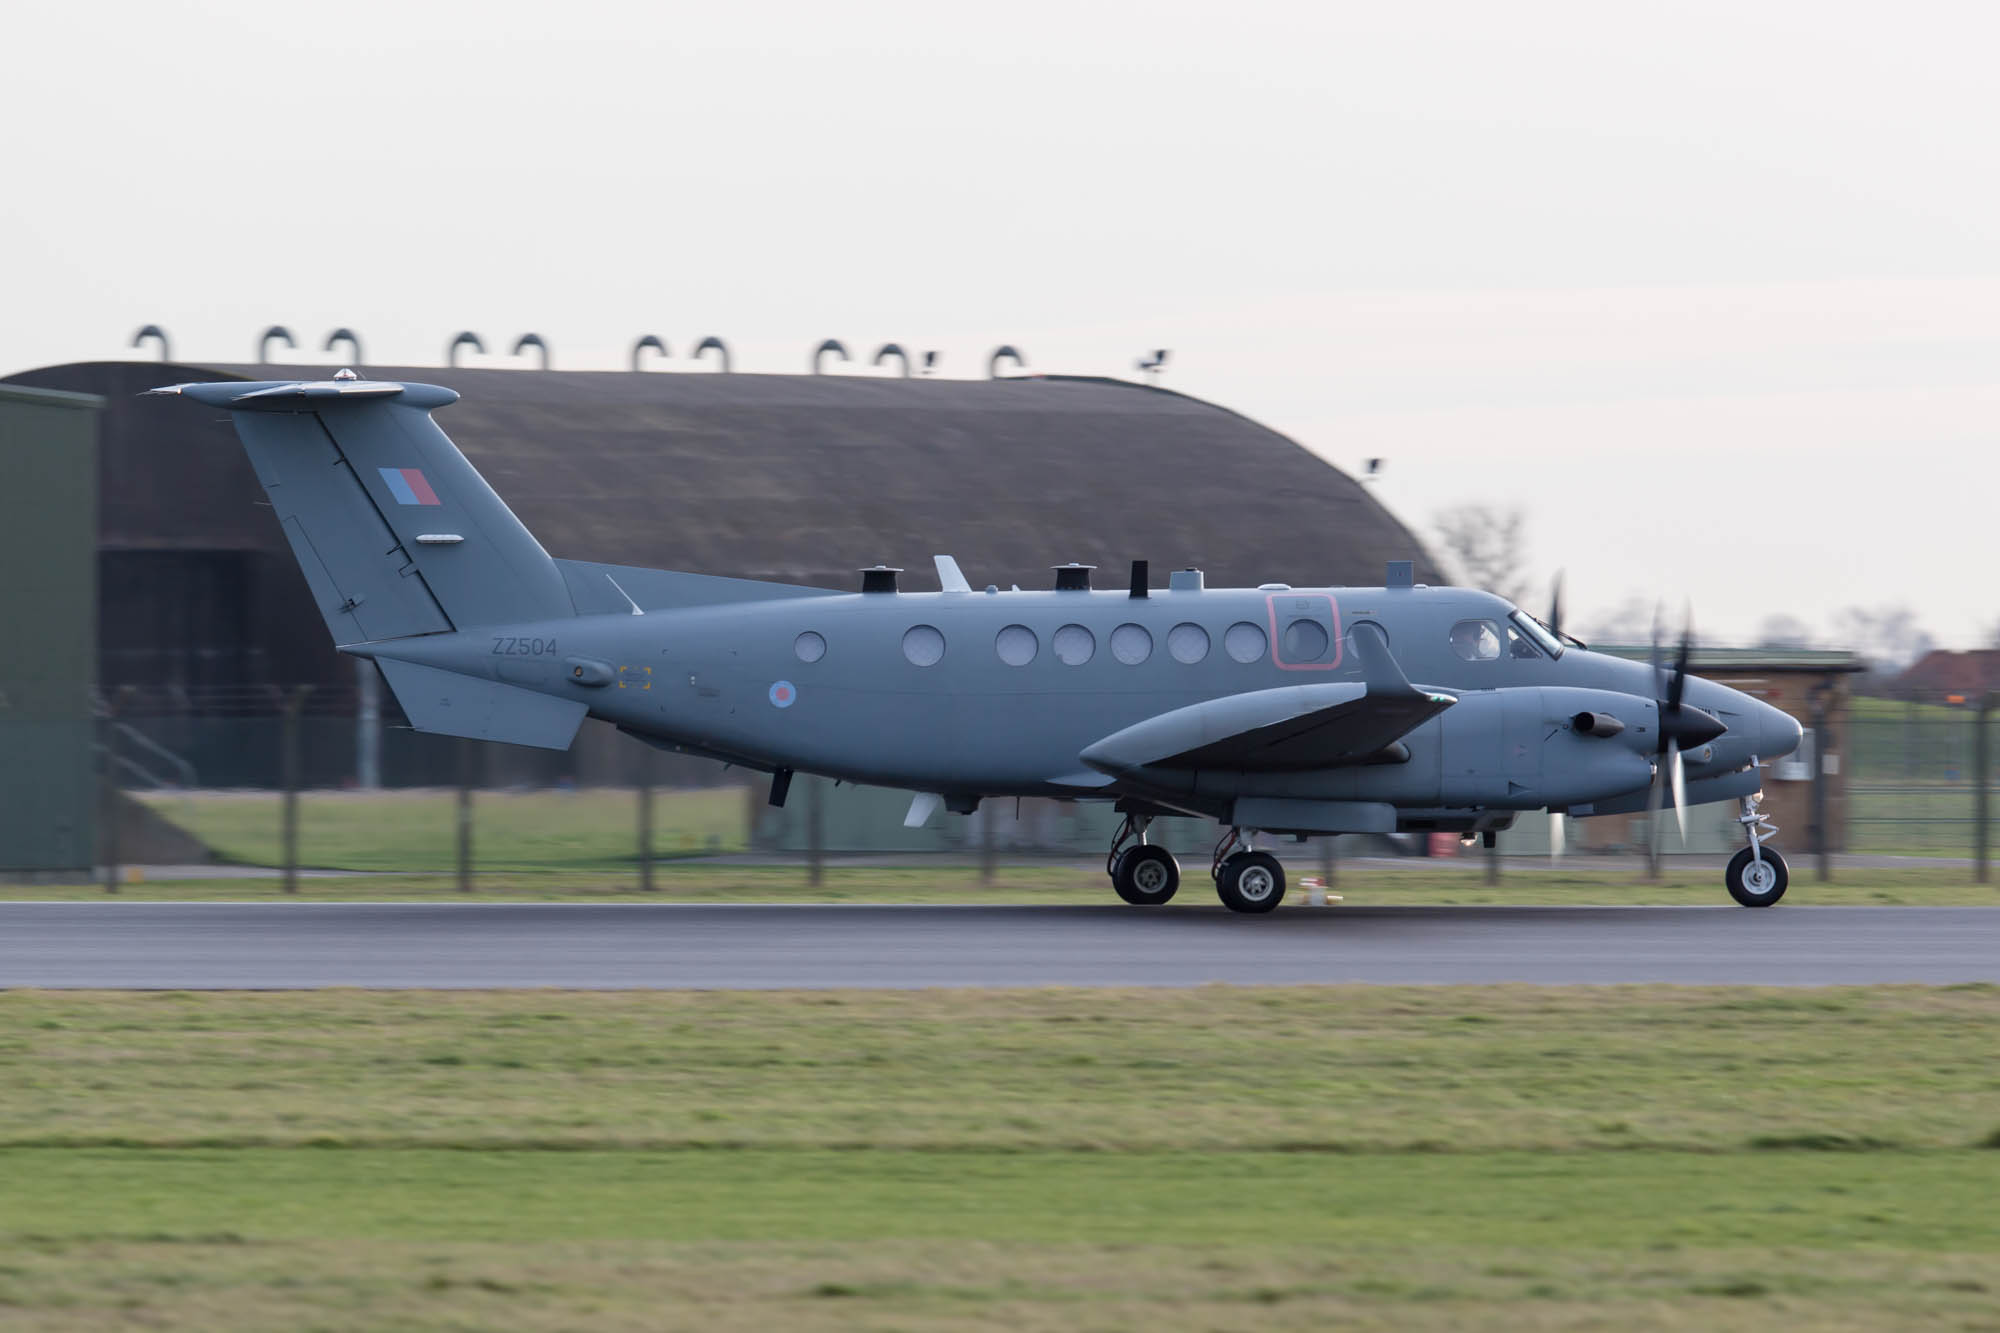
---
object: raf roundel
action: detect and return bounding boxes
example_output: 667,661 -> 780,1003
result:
768,680 -> 797,709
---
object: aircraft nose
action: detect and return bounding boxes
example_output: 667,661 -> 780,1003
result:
1756,699 -> 1804,759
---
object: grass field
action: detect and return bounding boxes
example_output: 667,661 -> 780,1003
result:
133,786 -> 752,871
1,987 -> 1997,1329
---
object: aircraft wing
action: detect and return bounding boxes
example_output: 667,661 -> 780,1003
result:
1080,624 -> 1455,775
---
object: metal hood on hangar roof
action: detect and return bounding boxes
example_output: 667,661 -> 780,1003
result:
2,359 -> 1442,595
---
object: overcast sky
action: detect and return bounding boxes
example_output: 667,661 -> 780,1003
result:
7,1 -> 1995,650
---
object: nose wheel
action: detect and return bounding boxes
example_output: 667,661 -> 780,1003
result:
1726,845 -> 1788,906
1727,782 -> 1789,907
1107,814 -> 1180,905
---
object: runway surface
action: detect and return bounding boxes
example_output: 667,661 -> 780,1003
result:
2,902 -> 1996,988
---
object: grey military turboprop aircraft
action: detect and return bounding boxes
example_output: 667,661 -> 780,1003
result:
153,373 -> 1804,912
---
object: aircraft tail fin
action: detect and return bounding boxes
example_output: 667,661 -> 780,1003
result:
149,378 -> 574,643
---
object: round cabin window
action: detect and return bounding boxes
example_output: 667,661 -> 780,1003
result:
995,624 -> 1038,666
1283,618 -> 1329,661
1110,623 -> 1153,664
1053,624 -> 1095,665
1168,622 -> 1210,664
902,625 -> 946,667
794,631 -> 827,663
1224,621 -> 1267,663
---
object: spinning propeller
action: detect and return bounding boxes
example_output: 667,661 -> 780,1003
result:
1645,606 -> 1725,853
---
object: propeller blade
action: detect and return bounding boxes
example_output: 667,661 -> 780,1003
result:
1649,605 -> 1666,731
1549,810 -> 1565,864
1670,740 -> 1687,845
1667,608 -> 1692,715
1548,573 -> 1565,638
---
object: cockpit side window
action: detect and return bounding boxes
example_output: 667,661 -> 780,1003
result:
1449,619 -> 1503,662
1509,611 -> 1564,659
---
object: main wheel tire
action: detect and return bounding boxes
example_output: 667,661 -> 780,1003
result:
1114,845 -> 1180,905
1108,846 -> 1133,883
1726,846 -> 1789,907
1215,851 -> 1285,914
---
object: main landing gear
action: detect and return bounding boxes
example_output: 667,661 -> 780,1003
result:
1102,818 -> 1293,914
1726,785 -> 1788,907
1210,828 -> 1285,914
1107,814 -> 1180,905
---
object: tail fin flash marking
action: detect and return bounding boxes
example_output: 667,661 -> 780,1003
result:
378,467 -> 442,506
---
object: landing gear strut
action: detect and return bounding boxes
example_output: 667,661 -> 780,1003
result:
1726,778 -> 1788,907
1107,814 -> 1179,905
1211,827 -> 1286,914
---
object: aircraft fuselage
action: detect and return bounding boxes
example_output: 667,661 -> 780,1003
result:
359,580 -> 1801,832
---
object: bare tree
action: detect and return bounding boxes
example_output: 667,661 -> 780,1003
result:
1985,617 -> 2000,650
1578,596 -> 1656,647
1431,504 -> 1530,603
1832,604 -> 1935,673
1754,614 -> 1816,650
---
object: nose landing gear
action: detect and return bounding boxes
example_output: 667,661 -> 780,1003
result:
1725,778 -> 1788,907
1211,827 -> 1286,913
1107,814 -> 1180,905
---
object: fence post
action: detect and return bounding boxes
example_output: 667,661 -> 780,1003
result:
636,747 -> 655,892
1319,835 -> 1336,889
356,659 -> 381,790
456,739 -> 475,893
99,691 -> 121,895
1810,678 -> 1833,882
806,777 -> 824,887
281,685 -> 313,894
1976,694 -> 1992,886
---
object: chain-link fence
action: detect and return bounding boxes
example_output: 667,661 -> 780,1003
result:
1847,700 -> 1997,857
11,682 -> 1992,885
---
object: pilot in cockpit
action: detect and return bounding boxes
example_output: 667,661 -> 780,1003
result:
1450,619 -> 1501,661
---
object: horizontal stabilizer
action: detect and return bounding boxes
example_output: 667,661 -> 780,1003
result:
376,659 -> 587,751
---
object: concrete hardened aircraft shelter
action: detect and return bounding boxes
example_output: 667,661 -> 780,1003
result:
1,358 -> 1439,791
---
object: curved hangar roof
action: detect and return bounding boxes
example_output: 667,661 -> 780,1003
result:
5,360 -> 1440,593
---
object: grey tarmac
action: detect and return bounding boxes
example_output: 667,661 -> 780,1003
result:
1,902 -> 1997,989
